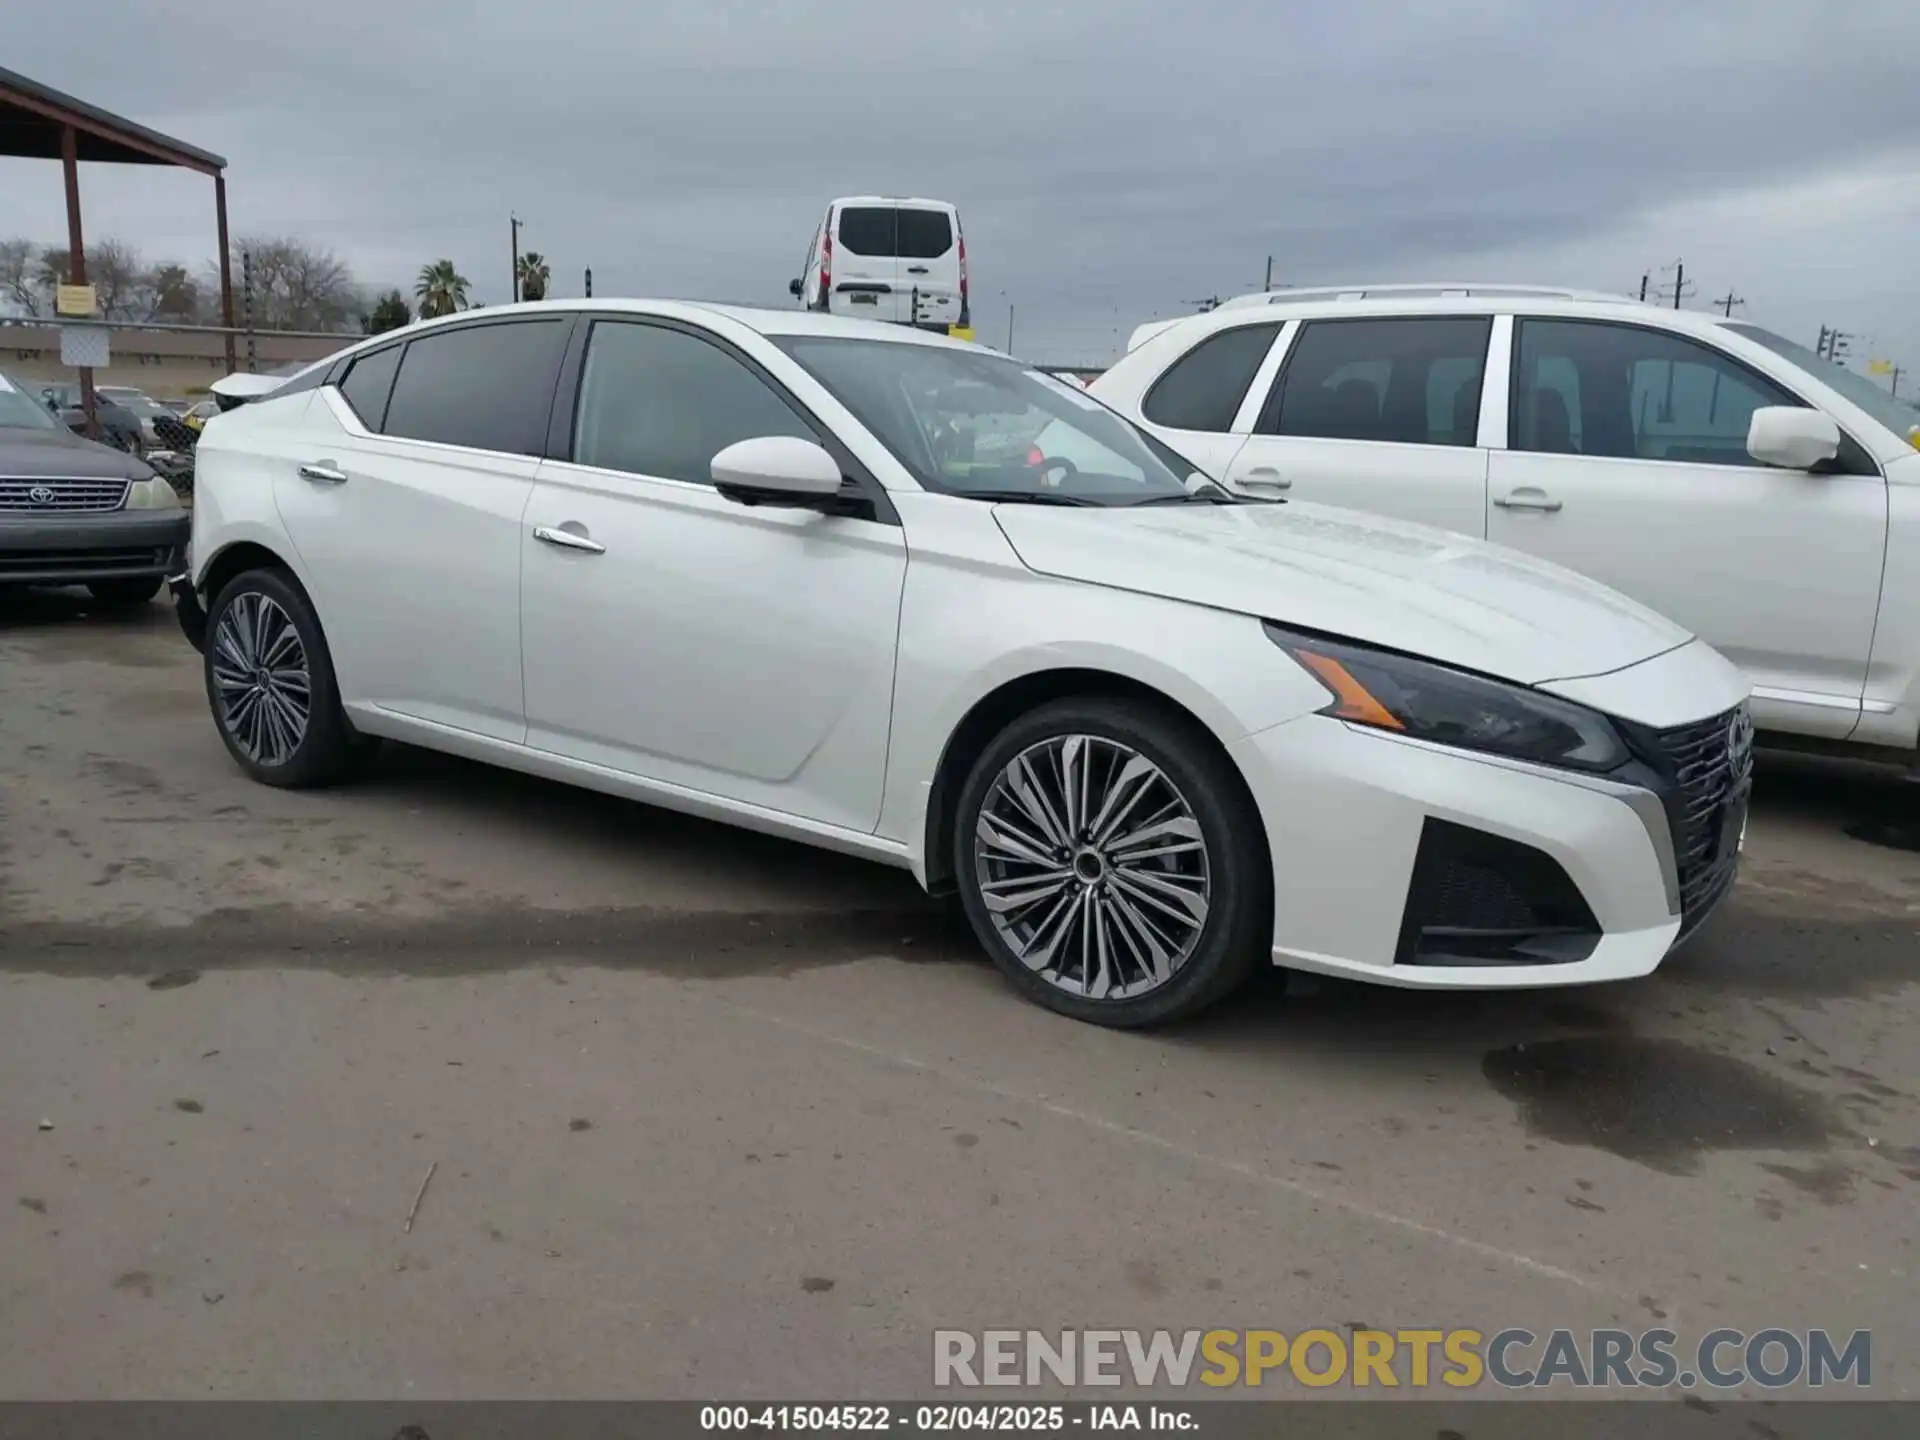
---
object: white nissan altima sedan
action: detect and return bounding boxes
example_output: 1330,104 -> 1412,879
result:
174,300 -> 1753,1027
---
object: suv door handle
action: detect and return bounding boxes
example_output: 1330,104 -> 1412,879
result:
297,461 -> 347,484
1494,488 -> 1563,512
534,524 -> 606,555
1234,466 -> 1292,492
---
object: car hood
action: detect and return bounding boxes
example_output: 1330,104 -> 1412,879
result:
993,499 -> 1693,685
0,427 -> 149,479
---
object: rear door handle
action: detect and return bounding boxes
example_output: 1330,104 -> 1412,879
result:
906,265 -> 930,275
1494,488 -> 1563,513
534,524 -> 606,555
297,461 -> 347,484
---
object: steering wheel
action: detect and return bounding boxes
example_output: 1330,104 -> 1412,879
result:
1032,455 -> 1078,488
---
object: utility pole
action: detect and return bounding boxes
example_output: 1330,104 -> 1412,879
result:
584,267 -> 592,299
1656,259 -> 1694,310
1006,303 -> 1015,353
510,213 -> 521,303
1888,365 -> 1905,398
1714,289 -> 1744,318
1264,255 -> 1273,292
1817,325 -> 1831,359
241,247 -> 257,374
1639,272 -> 1650,303
1830,331 -> 1854,366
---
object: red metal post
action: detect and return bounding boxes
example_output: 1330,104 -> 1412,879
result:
60,123 -> 100,437
215,173 -> 236,375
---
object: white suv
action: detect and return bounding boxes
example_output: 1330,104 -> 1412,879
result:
1092,284 -> 1920,761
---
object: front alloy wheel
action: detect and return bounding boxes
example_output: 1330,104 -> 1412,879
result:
975,735 -> 1211,1000
210,591 -> 312,767
954,697 -> 1269,1027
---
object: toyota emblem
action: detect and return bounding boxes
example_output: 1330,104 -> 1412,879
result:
1726,707 -> 1754,769
27,484 -> 56,505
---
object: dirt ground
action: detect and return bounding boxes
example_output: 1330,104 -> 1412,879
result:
1,591 -> 1916,1404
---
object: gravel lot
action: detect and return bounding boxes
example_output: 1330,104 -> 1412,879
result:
2,590 -> 1916,1403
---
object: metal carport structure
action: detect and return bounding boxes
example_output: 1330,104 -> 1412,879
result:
0,65 -> 235,428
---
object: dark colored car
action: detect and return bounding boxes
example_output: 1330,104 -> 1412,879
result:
39,383 -> 147,456
0,374 -> 188,605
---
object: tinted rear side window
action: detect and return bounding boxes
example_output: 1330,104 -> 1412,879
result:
1267,317 -> 1491,446
895,209 -> 954,259
1141,323 -> 1282,431
836,207 -> 895,257
337,344 -> 402,427
381,320 -> 569,455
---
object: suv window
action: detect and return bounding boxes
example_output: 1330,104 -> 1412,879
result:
337,344 -> 402,428
380,320 -> 568,455
836,207 -> 896,257
1513,319 -> 1799,466
895,209 -> 954,259
1141,323 -> 1281,432
572,321 -> 815,485
1265,317 -> 1492,446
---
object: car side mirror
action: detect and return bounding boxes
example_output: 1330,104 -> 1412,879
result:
1747,406 -> 1840,470
788,277 -> 804,298
712,435 -> 845,508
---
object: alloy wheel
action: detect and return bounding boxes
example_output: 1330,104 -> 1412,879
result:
973,734 -> 1212,1000
211,592 -> 313,767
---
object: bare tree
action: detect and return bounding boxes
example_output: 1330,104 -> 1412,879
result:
218,235 -> 362,332
88,238 -> 149,320
0,239 -> 41,316
143,262 -> 200,323
33,246 -> 70,305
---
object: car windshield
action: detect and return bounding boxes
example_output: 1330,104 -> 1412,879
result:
772,336 -> 1203,504
103,390 -> 166,418
1724,323 -> 1920,440
0,375 -> 58,431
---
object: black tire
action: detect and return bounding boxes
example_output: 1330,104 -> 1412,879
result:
204,567 -> 375,788
952,696 -> 1271,1028
86,577 -> 163,606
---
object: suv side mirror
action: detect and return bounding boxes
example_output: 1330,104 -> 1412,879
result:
1748,406 -> 1840,470
788,277 -> 804,298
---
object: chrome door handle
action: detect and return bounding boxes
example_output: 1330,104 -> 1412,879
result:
1494,490 -> 1563,512
534,524 -> 606,555
297,461 -> 347,484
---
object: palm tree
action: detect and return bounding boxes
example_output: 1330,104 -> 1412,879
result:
415,260 -> 469,319
516,251 -> 551,302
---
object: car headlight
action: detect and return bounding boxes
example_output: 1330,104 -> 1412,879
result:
125,477 -> 182,510
1265,623 -> 1630,773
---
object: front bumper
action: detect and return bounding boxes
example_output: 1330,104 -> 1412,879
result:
0,510 -> 190,585
1230,712 -> 1744,990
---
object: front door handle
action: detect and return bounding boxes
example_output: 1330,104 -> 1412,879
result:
1233,466 -> 1292,492
297,461 -> 347,484
534,524 -> 606,555
1494,488 -> 1563,513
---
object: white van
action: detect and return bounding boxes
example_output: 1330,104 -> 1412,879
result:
789,197 -> 970,334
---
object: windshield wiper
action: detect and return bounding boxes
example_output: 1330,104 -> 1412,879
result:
961,489 -> 1106,507
1132,479 -> 1283,506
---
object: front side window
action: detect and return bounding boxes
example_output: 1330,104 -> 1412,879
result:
775,336 -> 1201,505
1513,319 -> 1799,466
1724,322 -> 1920,441
1141,323 -> 1281,432
380,320 -> 569,455
571,321 -> 814,485
1265,317 -> 1492,446
0,375 -> 58,430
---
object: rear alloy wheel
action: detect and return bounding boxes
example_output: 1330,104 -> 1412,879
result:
954,698 -> 1270,1027
205,568 -> 372,788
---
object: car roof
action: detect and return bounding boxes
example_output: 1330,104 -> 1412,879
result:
334,297 -> 994,355
829,195 -> 958,211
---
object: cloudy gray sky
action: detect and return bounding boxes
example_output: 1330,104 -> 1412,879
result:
7,0 -> 1920,370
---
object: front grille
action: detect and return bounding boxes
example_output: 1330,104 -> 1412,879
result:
1647,706 -> 1752,934
0,546 -> 171,577
0,477 -> 130,512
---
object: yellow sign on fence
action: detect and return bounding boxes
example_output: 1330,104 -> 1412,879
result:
1868,358 -> 1894,376
55,283 -> 97,317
